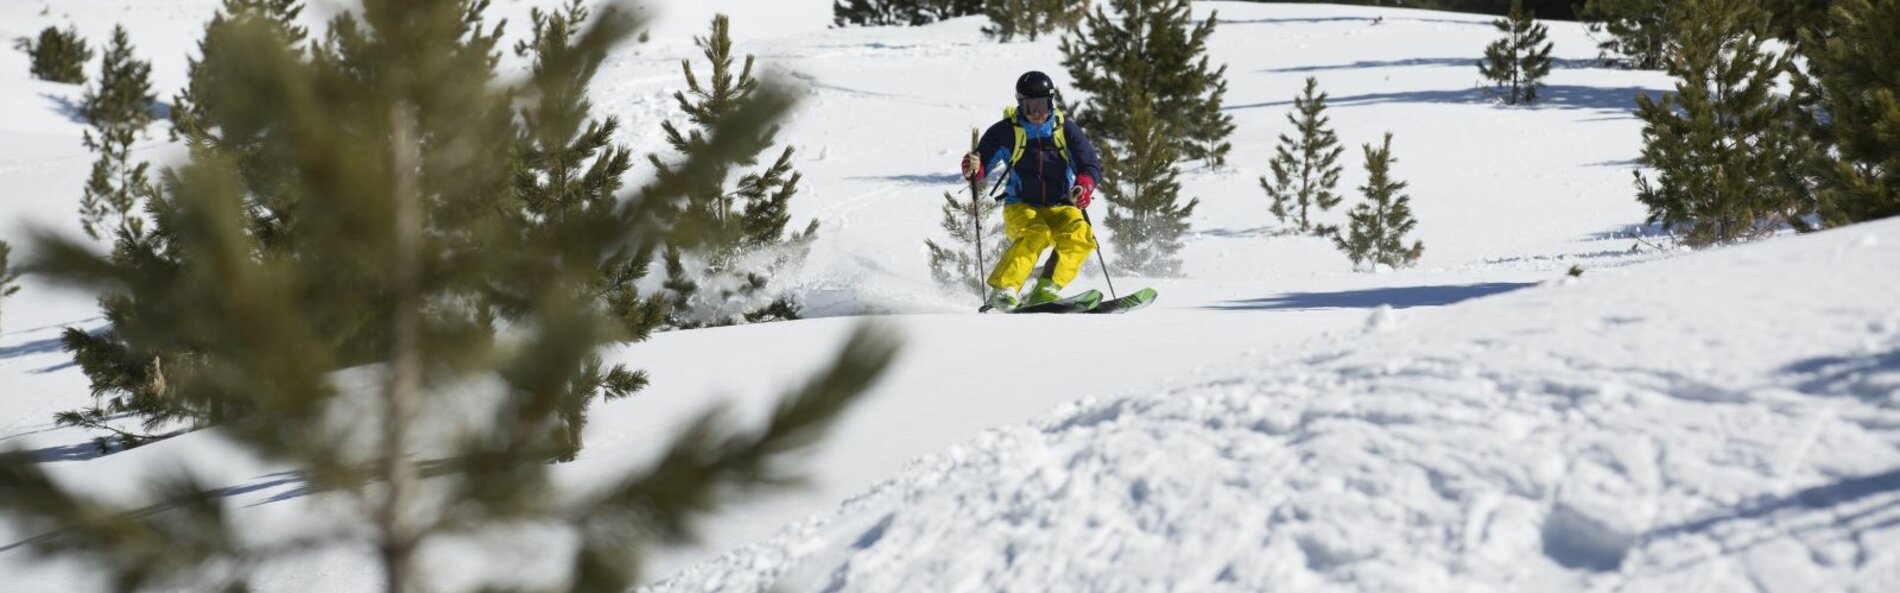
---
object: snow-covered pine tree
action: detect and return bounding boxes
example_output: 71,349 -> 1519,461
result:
0,240 -> 18,331
4,3 -> 899,593
983,0 -> 1088,43
1634,0 -> 1810,247
76,25 -> 156,241
834,0 -> 983,27
1580,0 -> 1677,69
18,25 -> 92,84
926,128 -> 1008,295
1262,76 -> 1344,235
1103,88 -> 1198,277
1478,0 -> 1555,105
1334,133 -> 1424,270
1061,0 -> 1235,167
652,15 -> 817,328
1795,0 -> 1900,227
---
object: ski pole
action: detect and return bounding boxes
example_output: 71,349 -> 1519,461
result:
968,149 -> 986,301
1081,208 -> 1117,300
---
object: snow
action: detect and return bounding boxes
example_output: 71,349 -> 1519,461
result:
3,1 -> 1897,592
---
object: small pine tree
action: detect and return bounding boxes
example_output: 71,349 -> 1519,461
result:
1580,0 -> 1677,70
75,25 -> 157,242
80,26 -> 155,130
508,0 -> 657,460
926,128 -> 1008,295
0,240 -> 19,331
76,123 -> 156,241
18,25 -> 92,84
1478,0 -> 1555,105
1633,0 -> 1810,247
1334,133 -> 1424,270
1262,76 -> 1344,235
1103,89 -> 1198,277
652,15 -> 817,328
1061,0 -> 1235,167
1795,0 -> 1900,226
3,4 -> 901,593
170,0 -> 308,147
983,0 -> 1088,43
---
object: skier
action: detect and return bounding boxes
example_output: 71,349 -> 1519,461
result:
959,70 -> 1104,312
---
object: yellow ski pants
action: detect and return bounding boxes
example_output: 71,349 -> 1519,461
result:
987,203 -> 1097,291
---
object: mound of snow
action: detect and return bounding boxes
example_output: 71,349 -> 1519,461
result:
650,221 -> 1900,592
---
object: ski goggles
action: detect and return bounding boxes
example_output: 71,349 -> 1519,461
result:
1018,96 -> 1053,118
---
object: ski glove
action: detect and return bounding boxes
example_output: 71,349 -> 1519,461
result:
960,153 -> 985,182
1071,175 -> 1096,209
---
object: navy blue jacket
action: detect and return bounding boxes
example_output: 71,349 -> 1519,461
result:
975,111 -> 1103,207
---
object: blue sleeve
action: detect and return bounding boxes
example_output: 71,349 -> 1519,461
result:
1064,121 -> 1103,181
975,120 -> 1016,173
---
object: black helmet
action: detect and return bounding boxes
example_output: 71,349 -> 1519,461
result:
1015,71 -> 1057,100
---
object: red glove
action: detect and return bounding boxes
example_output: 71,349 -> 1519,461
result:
1071,175 -> 1096,208
960,153 -> 984,182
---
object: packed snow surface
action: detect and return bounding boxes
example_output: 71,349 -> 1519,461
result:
2,1 -> 1896,592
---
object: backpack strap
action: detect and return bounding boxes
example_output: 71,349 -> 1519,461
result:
1002,106 -> 1071,168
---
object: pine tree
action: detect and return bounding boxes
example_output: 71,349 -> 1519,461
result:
926,128 -> 1008,294
1633,0 -> 1811,247
3,3 -> 900,593
18,25 -> 92,84
1795,0 -> 1900,226
80,26 -> 156,129
1334,133 -> 1424,270
834,0 -> 983,27
170,0 -> 308,146
0,240 -> 19,331
652,15 -> 817,328
1103,89 -> 1198,277
76,25 -> 157,242
1580,0 -> 1677,69
1262,77 -> 1344,235
507,0 -> 657,460
1478,0 -> 1555,105
1061,0 -> 1235,167
983,0 -> 1088,43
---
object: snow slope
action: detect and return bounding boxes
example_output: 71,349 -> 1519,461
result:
653,217 -> 1900,593
2,1 -> 1893,592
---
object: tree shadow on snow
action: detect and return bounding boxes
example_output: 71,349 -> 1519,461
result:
1635,467 -> 1900,573
0,336 -> 67,360
1216,15 -> 1487,28
40,93 -> 173,125
846,173 -> 964,186
1782,346 -> 1900,404
1205,282 -> 1535,311
1264,57 -> 1476,73
1224,85 -> 1664,113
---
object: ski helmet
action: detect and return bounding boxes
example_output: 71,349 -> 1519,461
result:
1015,71 -> 1057,101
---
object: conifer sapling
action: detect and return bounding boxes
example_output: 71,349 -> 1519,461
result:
18,25 -> 92,84
1262,76 -> 1344,235
1334,133 -> 1424,270
1478,0 -> 1555,105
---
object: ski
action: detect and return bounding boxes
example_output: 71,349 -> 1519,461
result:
1086,287 -> 1158,314
1008,289 -> 1102,314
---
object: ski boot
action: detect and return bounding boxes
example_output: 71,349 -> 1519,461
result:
984,286 -> 1020,312
1022,278 -> 1063,307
